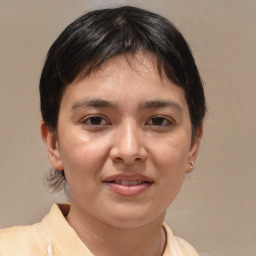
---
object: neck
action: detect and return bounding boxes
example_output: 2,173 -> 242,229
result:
66,203 -> 166,256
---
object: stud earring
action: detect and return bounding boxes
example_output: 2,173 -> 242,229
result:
189,162 -> 194,168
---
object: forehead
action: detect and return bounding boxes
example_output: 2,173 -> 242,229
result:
74,51 -> 166,85
60,52 -> 188,110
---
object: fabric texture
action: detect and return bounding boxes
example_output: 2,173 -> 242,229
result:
0,204 -> 199,256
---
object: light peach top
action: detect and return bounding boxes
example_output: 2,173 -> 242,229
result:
0,204 -> 199,256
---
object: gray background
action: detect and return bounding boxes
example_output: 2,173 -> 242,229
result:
0,1 -> 255,255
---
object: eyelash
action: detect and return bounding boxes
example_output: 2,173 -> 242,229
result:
146,116 -> 173,127
81,115 -> 110,126
81,115 -> 173,127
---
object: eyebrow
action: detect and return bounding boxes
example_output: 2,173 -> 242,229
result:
71,98 -> 116,111
140,100 -> 183,112
71,98 -> 183,112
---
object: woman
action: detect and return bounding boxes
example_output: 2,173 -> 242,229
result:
0,6 -> 206,256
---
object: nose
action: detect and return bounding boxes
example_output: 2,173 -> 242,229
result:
109,120 -> 147,165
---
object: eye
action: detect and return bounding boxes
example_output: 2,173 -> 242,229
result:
146,116 -> 172,126
82,115 -> 110,126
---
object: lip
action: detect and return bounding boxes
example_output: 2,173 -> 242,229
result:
103,174 -> 153,196
103,174 -> 154,183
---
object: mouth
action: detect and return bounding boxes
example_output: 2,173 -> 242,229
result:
104,180 -> 152,186
103,175 -> 153,196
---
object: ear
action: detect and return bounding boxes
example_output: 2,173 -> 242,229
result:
41,121 -> 63,171
186,126 -> 203,173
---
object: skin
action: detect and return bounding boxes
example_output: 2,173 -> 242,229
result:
41,52 -> 202,256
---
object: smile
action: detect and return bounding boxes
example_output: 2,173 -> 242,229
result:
103,175 -> 153,196
106,180 -> 150,186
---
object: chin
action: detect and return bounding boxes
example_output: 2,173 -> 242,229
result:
102,206 -> 165,229
105,216 -> 152,229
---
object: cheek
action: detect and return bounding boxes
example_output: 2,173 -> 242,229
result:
150,134 -> 191,171
154,137 -> 190,198
59,138 -> 108,202
149,136 -> 191,201
58,132 -> 110,181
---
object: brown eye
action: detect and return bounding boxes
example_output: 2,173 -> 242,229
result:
147,116 -> 172,126
82,115 -> 109,126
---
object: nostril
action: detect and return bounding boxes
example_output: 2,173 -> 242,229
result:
111,154 -> 147,165
113,156 -> 123,162
109,137 -> 148,164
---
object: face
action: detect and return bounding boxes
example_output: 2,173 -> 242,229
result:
42,53 -> 202,228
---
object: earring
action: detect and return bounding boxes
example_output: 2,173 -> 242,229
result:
189,162 -> 194,168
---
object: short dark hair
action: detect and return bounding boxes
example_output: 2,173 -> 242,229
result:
40,6 -> 206,192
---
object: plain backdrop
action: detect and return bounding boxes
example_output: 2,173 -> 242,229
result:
0,1 -> 255,255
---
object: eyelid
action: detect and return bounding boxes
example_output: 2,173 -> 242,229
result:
145,115 -> 174,126
81,114 -> 111,125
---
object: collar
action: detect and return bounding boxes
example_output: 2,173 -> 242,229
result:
40,203 -> 196,256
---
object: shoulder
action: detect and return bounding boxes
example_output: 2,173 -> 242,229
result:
0,225 -> 32,244
0,204 -> 69,256
173,236 -> 199,255
163,222 -> 199,256
0,222 -> 50,256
